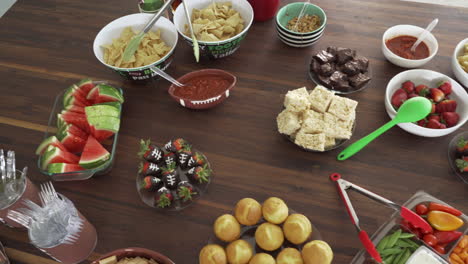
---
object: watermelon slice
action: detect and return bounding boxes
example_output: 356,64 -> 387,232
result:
47,163 -> 85,173
63,84 -> 90,107
65,105 -> 85,114
86,84 -> 123,104
87,116 -> 120,141
59,131 -> 87,153
79,136 -> 110,169
40,146 -> 79,170
58,124 -> 88,140
35,136 -> 68,155
85,105 -> 120,118
77,79 -> 95,95
58,112 -> 90,133
94,102 -> 122,109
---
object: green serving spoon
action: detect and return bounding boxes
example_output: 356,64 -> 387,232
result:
337,97 -> 432,161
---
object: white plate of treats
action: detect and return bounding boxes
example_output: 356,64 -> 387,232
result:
276,86 -> 357,152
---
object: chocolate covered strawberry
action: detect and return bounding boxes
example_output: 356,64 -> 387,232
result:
138,161 -> 162,176
187,151 -> 206,168
178,150 -> 192,169
164,138 -> 190,153
187,164 -> 212,183
140,176 -> 163,191
162,162 -> 177,176
164,152 -> 177,166
177,181 -> 197,202
438,80 -> 452,95
457,138 -> 468,155
163,171 -> 180,190
155,187 -> 173,208
138,139 -> 164,164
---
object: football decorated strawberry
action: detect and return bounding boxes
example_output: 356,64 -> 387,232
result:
163,171 -> 180,189
437,80 -> 452,96
139,161 -> 162,176
457,138 -> 468,155
161,162 -> 177,176
455,157 -> 468,173
164,152 -> 177,166
187,164 -> 212,183
138,139 -> 164,164
177,181 -> 197,202
441,112 -> 460,128
140,176 -> 163,191
178,150 -> 192,169
187,152 -> 206,168
154,187 -> 173,208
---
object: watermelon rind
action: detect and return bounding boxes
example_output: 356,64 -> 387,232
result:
36,136 -> 61,155
87,116 -> 120,133
85,105 -> 120,118
57,114 -> 66,131
79,136 -> 111,169
63,84 -> 79,107
94,102 -> 121,109
47,163 -> 84,173
95,84 -> 124,103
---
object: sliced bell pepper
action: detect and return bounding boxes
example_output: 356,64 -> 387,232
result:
428,202 -> 462,216
433,230 -> 463,244
427,210 -> 464,231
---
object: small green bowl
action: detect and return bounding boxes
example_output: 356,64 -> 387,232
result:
276,2 -> 327,35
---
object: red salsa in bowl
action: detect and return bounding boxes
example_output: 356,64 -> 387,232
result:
386,35 -> 430,60
168,69 -> 236,109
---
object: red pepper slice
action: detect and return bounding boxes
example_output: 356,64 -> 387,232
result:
428,202 -> 462,216
433,230 -> 463,244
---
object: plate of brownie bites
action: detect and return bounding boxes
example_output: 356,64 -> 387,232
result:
276,86 -> 357,152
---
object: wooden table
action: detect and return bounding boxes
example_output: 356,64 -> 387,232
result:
0,0 -> 467,263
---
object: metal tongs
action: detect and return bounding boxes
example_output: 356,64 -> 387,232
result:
330,173 -> 433,263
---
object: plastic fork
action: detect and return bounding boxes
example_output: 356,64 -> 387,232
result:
6,210 -> 31,228
39,182 -> 59,206
330,173 -> 433,263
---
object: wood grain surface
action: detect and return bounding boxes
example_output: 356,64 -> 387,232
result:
0,0 -> 467,263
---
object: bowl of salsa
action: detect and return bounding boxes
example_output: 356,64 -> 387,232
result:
382,24 -> 438,68
168,69 -> 237,109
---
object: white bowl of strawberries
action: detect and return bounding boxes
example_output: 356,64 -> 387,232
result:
385,69 -> 468,137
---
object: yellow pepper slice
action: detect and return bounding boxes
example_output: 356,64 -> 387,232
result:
427,210 -> 464,231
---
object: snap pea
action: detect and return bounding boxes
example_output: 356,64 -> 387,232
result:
377,235 -> 391,252
401,238 -> 420,249
395,239 -> 414,248
392,250 -> 405,264
383,254 -> 395,264
399,233 -> 415,239
380,247 -> 403,257
387,229 -> 402,248
397,249 -> 411,264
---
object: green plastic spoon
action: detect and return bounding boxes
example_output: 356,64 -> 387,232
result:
337,97 -> 432,161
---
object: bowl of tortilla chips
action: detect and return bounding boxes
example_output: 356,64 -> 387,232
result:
173,0 -> 253,59
93,13 -> 178,81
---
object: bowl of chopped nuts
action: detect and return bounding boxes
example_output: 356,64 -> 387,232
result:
275,2 -> 327,47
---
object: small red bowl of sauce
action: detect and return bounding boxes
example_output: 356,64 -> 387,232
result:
168,69 -> 237,109
386,35 -> 430,60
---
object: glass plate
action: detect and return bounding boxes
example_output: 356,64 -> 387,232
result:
37,81 -> 122,181
447,131 -> 468,184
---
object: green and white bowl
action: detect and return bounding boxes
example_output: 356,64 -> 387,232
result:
173,0 -> 254,59
93,13 -> 178,81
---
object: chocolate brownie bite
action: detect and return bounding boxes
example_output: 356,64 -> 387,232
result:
355,55 -> 369,72
336,47 -> 355,65
313,50 -> 335,64
342,60 -> 360,76
320,63 -> 335,76
349,73 -> 371,89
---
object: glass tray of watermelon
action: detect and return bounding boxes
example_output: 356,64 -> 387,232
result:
136,138 -> 213,211
36,79 -> 124,181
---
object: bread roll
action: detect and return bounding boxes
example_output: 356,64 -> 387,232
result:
301,240 -> 333,264
283,214 -> 312,244
199,244 -> 227,264
262,197 -> 288,224
248,253 -> 275,264
276,248 -> 303,264
234,198 -> 262,226
214,214 -> 241,242
255,222 -> 284,251
226,239 -> 253,264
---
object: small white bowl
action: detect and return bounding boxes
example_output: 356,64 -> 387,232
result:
382,25 -> 438,68
452,38 -> 468,88
385,69 -> 468,137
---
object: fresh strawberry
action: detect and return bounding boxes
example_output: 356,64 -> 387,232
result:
439,123 -> 447,129
417,119 -> 427,127
455,157 -> 468,172
437,80 -> 452,95
154,187 -> 173,208
187,164 -> 212,183
391,89 -> 408,109
401,81 -> 415,94
187,151 -> 207,168
441,112 -> 459,127
177,181 -> 197,202
430,88 -> 445,103
408,93 -> 419,99
139,161 -> 162,176
415,84 -> 429,96
428,115 -> 440,122
436,100 -> 457,113
427,119 -> 443,129
161,162 -> 177,176
431,103 -> 436,114
140,176 -> 163,191
164,152 -> 177,166
456,138 -> 468,154
138,139 -> 164,164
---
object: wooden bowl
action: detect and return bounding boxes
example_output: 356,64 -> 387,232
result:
91,247 -> 175,264
168,69 -> 236,110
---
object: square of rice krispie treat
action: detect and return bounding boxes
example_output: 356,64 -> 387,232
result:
277,109 -> 302,136
294,129 -> 326,151
323,113 -> 353,140
284,87 -> 311,113
309,85 -> 335,113
327,96 -> 358,121
325,136 -> 336,149
301,110 -> 325,133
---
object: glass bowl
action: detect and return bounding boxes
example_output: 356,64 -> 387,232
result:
448,131 -> 468,184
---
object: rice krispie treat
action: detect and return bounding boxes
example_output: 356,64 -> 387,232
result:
301,110 -> 325,133
308,85 -> 335,113
277,109 -> 302,135
327,96 -> 358,121
294,129 -> 326,151
324,113 -> 353,140
284,87 -> 311,112
325,136 -> 336,149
